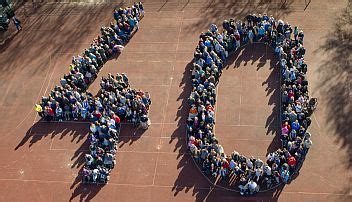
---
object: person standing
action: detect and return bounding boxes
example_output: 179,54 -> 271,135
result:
293,26 -> 299,40
303,132 -> 313,155
34,104 -> 43,117
12,16 -> 22,31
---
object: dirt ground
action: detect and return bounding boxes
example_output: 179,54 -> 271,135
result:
0,0 -> 351,201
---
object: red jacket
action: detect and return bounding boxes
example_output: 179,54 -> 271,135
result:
47,108 -> 54,116
288,156 -> 297,166
222,161 -> 230,169
94,111 -> 102,119
113,115 -> 121,123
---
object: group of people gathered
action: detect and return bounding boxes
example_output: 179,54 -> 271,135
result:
35,2 -> 144,121
187,13 -> 314,195
82,73 -> 151,183
34,3 -> 152,184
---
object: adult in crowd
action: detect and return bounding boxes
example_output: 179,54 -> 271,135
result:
187,14 -> 316,195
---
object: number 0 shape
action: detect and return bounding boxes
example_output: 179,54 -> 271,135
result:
187,19 -> 314,195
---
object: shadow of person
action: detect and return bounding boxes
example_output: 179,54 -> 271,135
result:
69,182 -> 105,202
230,43 -> 266,68
68,122 -> 147,201
169,62 -> 218,200
0,31 -> 20,52
14,118 -> 89,151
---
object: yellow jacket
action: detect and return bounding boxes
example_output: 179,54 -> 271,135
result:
34,104 -> 43,112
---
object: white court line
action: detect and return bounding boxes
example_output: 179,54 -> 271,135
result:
151,10 -> 184,186
204,185 -> 216,201
0,178 -> 349,196
0,178 -> 208,189
49,139 -> 54,150
28,52 -> 56,135
239,95 -> 242,125
10,50 -> 54,131
312,112 -> 321,129
281,191 -> 352,196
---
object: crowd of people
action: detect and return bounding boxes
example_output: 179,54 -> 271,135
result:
82,74 -> 151,183
34,2 -> 144,121
187,13 -> 315,195
33,3 -> 152,184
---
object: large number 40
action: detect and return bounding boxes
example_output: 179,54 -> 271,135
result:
34,4 -> 316,195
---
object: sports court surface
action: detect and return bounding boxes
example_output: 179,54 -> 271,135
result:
0,0 -> 351,201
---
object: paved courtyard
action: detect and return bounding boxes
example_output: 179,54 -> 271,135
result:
0,0 -> 351,201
